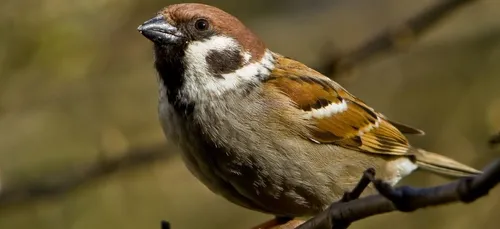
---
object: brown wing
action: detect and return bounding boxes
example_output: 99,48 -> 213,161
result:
266,55 -> 423,155
387,119 -> 425,135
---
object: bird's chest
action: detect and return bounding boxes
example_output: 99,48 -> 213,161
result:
158,96 -> 270,197
159,99 -> 225,187
157,92 -> 340,216
158,95 -> 311,213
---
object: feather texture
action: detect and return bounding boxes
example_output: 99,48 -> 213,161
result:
265,54 -> 424,155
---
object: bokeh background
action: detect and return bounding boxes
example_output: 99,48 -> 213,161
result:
0,0 -> 499,228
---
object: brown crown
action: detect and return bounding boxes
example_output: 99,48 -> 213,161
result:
160,3 -> 266,62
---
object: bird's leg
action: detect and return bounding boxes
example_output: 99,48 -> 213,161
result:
341,168 -> 376,202
253,169 -> 377,229
331,168 -> 376,229
368,174 -> 418,212
359,168 -> 416,211
251,216 -> 295,229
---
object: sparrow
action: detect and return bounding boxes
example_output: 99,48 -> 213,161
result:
137,3 -> 481,226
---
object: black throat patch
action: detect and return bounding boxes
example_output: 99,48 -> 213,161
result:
154,44 -> 195,115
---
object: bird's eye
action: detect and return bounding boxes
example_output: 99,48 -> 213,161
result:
194,19 -> 209,31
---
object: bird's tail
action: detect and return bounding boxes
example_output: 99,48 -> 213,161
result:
411,148 -> 481,178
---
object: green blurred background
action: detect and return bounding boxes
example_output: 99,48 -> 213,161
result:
0,0 -> 499,228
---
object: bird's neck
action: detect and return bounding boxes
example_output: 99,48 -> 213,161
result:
154,47 -> 276,116
154,44 -> 195,115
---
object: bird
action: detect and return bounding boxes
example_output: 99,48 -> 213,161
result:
137,3 -> 481,228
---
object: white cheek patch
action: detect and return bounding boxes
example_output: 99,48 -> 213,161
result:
303,100 -> 348,119
242,52 -> 252,64
182,35 -> 275,101
208,51 -> 274,93
182,35 -> 239,101
184,35 -> 238,76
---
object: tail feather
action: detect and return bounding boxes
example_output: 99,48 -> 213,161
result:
411,148 -> 481,178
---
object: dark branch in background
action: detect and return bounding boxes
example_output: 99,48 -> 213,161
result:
489,132 -> 500,146
161,221 -> 171,229
316,0 -> 479,77
0,143 -> 173,206
296,159 -> 500,229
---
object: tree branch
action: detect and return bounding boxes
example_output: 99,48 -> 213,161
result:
0,143 -> 174,206
331,168 -> 374,229
161,220 -> 171,229
316,0 -> 479,77
296,159 -> 500,229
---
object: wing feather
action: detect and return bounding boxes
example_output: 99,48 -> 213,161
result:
266,55 -> 422,155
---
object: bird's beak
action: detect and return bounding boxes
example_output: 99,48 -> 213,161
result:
137,15 -> 184,44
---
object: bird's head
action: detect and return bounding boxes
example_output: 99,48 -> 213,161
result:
138,3 -> 275,106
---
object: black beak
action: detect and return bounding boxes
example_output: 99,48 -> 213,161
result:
137,15 -> 184,44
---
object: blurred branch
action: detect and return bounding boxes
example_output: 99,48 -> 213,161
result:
161,221 -> 171,229
0,143 -> 174,206
489,132 -> 500,146
317,0 -> 479,77
295,159 -> 500,229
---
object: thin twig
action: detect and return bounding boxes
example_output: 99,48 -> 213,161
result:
296,159 -> 500,229
316,0 -> 479,77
